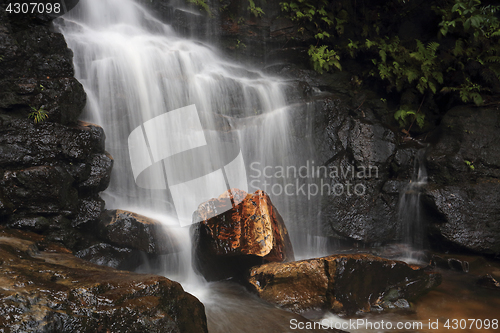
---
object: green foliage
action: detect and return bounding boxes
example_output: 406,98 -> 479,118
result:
464,159 -> 475,170
308,45 -> 341,73
235,39 -> 246,49
434,0 -> 500,104
280,0 -> 334,27
248,0 -> 264,17
186,0 -> 212,16
366,38 -> 443,95
277,0 -> 500,132
394,107 -> 425,129
437,0 -> 500,38
29,106 -> 49,124
441,77 -> 484,105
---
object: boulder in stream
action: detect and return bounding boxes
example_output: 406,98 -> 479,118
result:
248,254 -> 441,315
75,209 -> 180,271
192,189 -> 294,281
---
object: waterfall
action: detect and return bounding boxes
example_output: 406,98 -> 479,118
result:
397,148 -> 428,260
57,0 -> 326,283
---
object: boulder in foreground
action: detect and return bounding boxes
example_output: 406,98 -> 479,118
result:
0,228 -> 207,333
248,254 -> 441,315
192,189 -> 294,281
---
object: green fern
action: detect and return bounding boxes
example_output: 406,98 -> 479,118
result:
394,107 -> 425,129
308,45 -> 341,73
28,107 -> 49,124
248,0 -> 264,17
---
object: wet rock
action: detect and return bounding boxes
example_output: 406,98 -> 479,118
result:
477,274 -> 500,289
77,152 -> 113,194
0,228 -> 208,333
312,96 -> 412,244
0,114 -> 111,249
0,8 -> 86,125
0,117 -> 105,169
192,189 -> 294,281
0,3 -> 111,251
248,254 -> 441,315
1,165 -> 78,214
426,181 -> 500,256
100,209 -> 179,255
425,106 -> 500,256
75,243 -> 142,271
6,216 -> 52,232
430,254 -> 470,272
72,195 -> 105,227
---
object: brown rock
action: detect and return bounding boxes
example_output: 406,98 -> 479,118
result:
192,189 -> 294,281
0,228 -> 207,333
248,254 -> 441,315
477,274 -> 500,289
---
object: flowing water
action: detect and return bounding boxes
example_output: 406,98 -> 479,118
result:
396,148 -> 428,262
58,0 -> 327,331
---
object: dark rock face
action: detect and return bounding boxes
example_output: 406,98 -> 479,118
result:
75,242 -> 139,270
309,92 -> 422,245
75,210 -> 181,271
425,106 -> 500,256
0,228 -> 208,333
248,254 -> 441,315
0,8 -> 86,125
100,209 -> 179,255
0,4 -> 112,252
192,189 -> 294,281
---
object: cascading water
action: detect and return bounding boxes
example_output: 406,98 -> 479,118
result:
397,148 -> 428,260
58,0 -> 329,328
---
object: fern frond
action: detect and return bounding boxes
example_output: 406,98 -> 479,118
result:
484,56 -> 500,63
427,42 -> 439,54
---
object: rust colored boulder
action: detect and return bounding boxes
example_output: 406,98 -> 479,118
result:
192,189 -> 294,281
248,254 -> 441,315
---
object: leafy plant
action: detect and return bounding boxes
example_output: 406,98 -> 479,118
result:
394,107 -> 425,129
29,106 -> 49,124
248,0 -> 264,17
464,159 -> 475,170
365,38 -> 443,95
441,77 -> 484,105
308,45 -> 341,73
235,39 -> 246,49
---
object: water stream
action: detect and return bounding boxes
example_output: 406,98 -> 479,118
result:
396,148 -> 428,262
58,0 -> 328,331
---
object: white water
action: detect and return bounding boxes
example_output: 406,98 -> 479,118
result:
397,148 -> 428,262
57,1 -> 334,331
58,0 -> 328,284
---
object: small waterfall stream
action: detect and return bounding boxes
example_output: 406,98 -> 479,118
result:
397,148 -> 428,261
